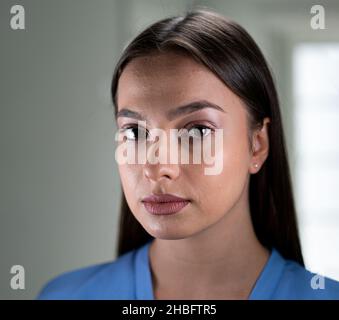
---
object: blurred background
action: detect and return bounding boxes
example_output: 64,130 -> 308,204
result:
1,0 -> 338,299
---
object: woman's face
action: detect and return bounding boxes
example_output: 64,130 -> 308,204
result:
116,51 -> 260,239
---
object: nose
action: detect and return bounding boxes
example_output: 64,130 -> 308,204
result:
144,162 -> 180,181
143,138 -> 180,182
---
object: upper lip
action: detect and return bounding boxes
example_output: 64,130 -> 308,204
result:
142,194 -> 190,203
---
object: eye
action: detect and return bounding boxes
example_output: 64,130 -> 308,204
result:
186,125 -> 213,138
119,125 -> 149,141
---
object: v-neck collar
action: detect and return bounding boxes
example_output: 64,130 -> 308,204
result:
134,240 -> 286,300
248,248 -> 286,299
135,240 -> 154,299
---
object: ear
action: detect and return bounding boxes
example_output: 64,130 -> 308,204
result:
249,117 -> 270,174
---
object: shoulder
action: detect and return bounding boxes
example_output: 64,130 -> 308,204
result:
273,254 -> 339,299
36,249 -> 137,300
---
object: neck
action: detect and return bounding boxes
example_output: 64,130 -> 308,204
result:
148,185 -> 270,299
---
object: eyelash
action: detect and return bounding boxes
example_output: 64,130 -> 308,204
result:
119,123 -> 215,141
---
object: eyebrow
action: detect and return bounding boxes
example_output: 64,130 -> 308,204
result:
116,100 -> 226,121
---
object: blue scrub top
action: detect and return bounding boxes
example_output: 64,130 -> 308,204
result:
37,240 -> 339,300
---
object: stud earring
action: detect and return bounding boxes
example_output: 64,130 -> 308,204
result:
254,163 -> 259,168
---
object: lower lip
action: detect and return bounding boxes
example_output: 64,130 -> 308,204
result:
142,201 -> 190,215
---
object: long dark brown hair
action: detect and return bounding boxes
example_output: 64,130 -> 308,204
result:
111,8 -> 304,266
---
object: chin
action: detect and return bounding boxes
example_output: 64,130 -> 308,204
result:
142,221 -> 199,240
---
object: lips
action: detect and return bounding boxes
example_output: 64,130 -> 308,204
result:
141,194 -> 190,215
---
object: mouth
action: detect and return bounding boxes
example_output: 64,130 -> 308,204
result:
141,194 -> 190,215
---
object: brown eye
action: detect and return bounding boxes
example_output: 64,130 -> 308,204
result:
187,125 -> 213,138
119,126 -> 149,141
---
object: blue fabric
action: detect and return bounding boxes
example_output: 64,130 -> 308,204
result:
36,240 -> 339,300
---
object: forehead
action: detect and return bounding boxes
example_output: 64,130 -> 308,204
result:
116,51 -> 231,109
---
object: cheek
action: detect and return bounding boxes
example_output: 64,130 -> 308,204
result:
118,165 -> 141,205
192,134 -> 250,215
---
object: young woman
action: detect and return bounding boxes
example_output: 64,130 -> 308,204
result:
37,8 -> 339,300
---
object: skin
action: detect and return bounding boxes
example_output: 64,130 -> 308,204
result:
116,50 -> 271,299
